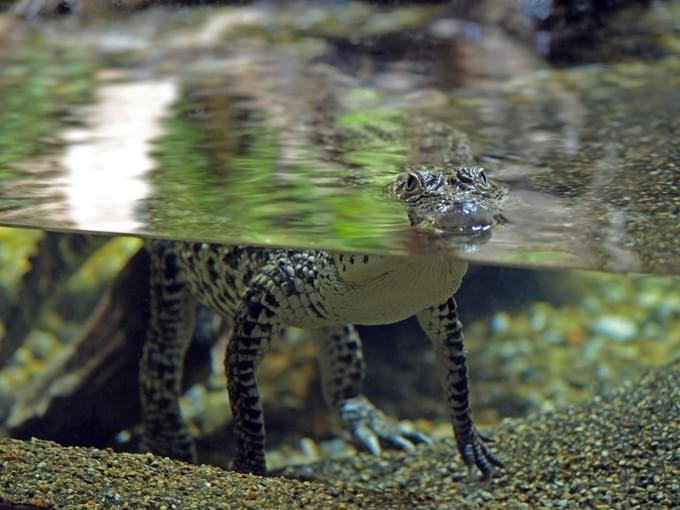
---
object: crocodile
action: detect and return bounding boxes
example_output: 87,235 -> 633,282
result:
0,122 -> 507,478
140,163 -> 508,479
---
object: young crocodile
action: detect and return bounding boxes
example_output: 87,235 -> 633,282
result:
140,164 -> 508,479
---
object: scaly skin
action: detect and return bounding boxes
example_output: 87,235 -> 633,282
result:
140,164 -> 508,479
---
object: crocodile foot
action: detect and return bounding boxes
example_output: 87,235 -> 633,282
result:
338,395 -> 432,455
456,427 -> 504,480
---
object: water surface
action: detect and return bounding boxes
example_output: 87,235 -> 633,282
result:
0,3 -> 678,274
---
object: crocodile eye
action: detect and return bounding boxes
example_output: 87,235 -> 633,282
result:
479,170 -> 489,187
404,173 -> 420,193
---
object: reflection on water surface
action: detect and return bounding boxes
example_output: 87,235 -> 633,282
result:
0,2 -> 678,274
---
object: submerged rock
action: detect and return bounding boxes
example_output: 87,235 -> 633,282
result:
591,314 -> 639,342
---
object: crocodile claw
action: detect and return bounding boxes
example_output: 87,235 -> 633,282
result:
339,395 -> 432,455
457,428 -> 504,480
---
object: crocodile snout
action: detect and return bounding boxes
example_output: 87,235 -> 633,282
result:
432,200 -> 498,234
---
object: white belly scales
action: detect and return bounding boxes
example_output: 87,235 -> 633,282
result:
324,254 -> 468,326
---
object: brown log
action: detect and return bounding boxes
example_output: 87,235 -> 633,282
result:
3,248 -> 213,448
4,248 -> 150,446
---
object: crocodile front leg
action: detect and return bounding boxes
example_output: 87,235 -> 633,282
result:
316,324 -> 430,454
226,267 -> 282,475
417,296 -> 503,479
140,241 -> 198,463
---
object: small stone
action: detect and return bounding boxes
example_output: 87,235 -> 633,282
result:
592,315 -> 638,342
478,490 -> 493,501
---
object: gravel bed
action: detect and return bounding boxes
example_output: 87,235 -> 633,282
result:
0,440 -> 429,509
1,362 -> 678,509
284,361 -> 680,509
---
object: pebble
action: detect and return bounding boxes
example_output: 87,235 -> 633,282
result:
591,315 -> 638,342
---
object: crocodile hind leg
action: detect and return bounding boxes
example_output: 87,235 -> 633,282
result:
316,324 -> 431,455
416,296 -> 503,479
140,240 -> 198,463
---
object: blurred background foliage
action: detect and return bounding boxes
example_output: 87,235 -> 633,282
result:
0,46 -> 96,176
147,84 -> 410,250
0,228 -> 140,393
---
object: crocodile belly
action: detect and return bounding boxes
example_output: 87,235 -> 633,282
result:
329,256 -> 467,326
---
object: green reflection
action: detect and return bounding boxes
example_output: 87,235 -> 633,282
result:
0,46 -> 95,176
148,86 -> 409,252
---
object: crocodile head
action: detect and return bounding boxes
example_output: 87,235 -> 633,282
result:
387,165 -> 508,235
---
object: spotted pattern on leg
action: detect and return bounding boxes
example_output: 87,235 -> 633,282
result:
417,296 -> 503,479
140,240 -> 198,463
226,268 -> 282,475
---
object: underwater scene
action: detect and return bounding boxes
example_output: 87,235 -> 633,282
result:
0,1 -> 679,509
